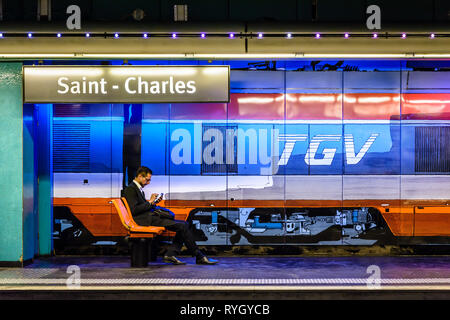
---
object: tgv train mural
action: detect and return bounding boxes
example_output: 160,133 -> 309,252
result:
52,70 -> 450,247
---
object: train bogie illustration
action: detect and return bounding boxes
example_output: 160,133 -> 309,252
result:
189,207 -> 386,246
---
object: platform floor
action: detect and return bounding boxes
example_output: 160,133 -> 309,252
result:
1,255 -> 450,299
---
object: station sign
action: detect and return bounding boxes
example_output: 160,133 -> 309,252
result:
23,65 -> 230,103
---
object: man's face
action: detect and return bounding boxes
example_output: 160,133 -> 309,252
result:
136,173 -> 151,188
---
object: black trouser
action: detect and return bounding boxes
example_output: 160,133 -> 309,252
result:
134,212 -> 203,258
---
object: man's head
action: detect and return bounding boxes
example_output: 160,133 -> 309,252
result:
135,166 -> 152,188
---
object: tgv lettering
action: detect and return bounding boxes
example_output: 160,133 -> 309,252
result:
306,134 -> 341,166
278,133 -> 379,166
345,133 -> 379,165
170,127 -> 379,168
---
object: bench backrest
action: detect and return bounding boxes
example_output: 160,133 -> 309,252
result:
112,198 -> 137,231
121,197 -> 133,218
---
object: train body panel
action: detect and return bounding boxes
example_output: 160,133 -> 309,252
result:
51,70 -> 450,245
54,173 -> 450,238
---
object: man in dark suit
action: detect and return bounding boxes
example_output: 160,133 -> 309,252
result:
123,166 -> 218,265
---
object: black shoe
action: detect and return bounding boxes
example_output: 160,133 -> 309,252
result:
196,256 -> 218,265
163,255 -> 186,265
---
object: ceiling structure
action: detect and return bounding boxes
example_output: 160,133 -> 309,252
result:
0,0 -> 449,60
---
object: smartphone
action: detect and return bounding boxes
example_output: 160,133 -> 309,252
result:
153,193 -> 164,204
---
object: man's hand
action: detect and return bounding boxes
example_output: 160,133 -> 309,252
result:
149,193 -> 159,204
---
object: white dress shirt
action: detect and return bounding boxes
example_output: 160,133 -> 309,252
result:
133,180 -> 145,198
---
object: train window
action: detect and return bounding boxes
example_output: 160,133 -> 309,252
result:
415,126 -> 450,173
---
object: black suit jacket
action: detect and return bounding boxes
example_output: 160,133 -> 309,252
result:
123,182 -> 154,219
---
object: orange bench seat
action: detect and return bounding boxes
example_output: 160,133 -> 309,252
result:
112,198 -> 166,238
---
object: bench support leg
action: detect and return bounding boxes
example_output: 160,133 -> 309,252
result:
149,238 -> 159,262
130,238 -> 148,267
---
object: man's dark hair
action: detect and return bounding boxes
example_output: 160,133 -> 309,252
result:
136,166 -> 152,177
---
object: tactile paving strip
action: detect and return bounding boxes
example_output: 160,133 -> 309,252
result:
0,268 -> 58,279
1,277 -> 450,286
